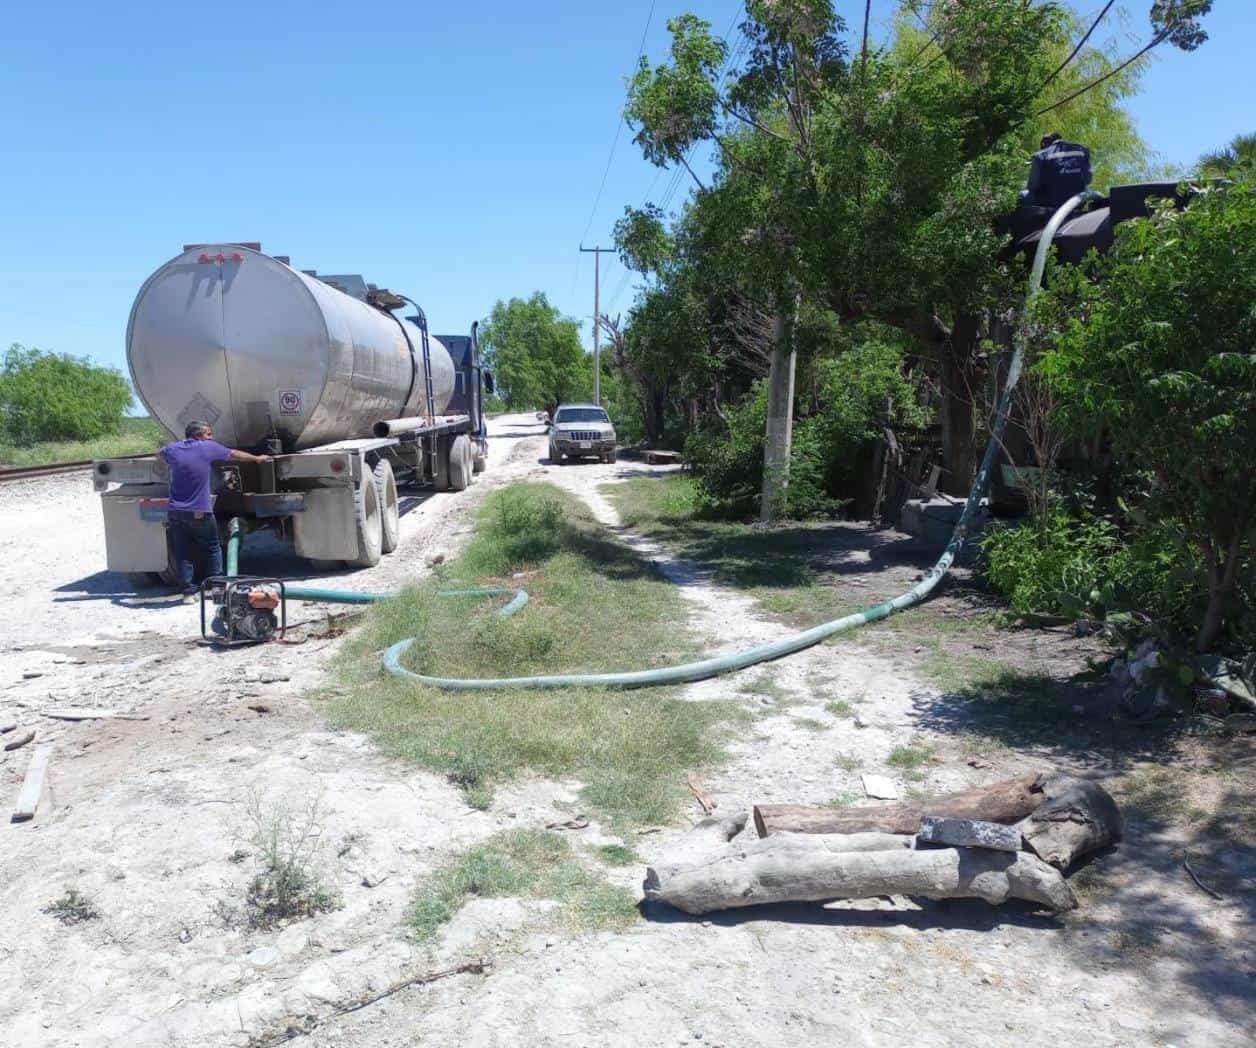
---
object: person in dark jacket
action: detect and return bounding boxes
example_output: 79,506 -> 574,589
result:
159,420 -> 271,600
1023,131 -> 1093,210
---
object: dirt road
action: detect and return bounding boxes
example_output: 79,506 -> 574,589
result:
0,415 -> 1249,1048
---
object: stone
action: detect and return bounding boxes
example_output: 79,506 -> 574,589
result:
246,946 -> 280,969
861,774 -> 900,800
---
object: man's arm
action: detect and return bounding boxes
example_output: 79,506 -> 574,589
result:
228,448 -> 272,464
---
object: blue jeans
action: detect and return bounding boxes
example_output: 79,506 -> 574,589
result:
167,510 -> 223,590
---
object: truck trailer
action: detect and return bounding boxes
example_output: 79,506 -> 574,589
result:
93,243 -> 493,585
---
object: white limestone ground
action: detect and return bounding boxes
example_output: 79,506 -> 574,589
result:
0,415 -> 1249,1048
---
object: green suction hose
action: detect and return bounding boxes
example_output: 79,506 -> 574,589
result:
227,193 -> 1093,691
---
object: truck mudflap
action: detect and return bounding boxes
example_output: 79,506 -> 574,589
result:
100,484 -> 171,573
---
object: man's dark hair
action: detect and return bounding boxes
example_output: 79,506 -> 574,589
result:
185,420 -> 212,439
1040,131 -> 1063,149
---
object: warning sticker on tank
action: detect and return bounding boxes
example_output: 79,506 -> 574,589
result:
278,390 -> 302,415
177,393 -> 222,431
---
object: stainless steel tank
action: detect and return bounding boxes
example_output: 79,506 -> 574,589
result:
127,244 -> 456,450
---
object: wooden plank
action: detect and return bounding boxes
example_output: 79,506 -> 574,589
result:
4,729 -> 34,752
11,742 -> 54,823
42,708 -> 148,722
918,815 -> 1022,853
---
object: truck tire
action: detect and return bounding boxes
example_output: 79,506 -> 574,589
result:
349,474 -> 383,568
373,458 -> 401,554
433,436 -> 453,492
472,448 -> 486,474
448,434 -> 472,492
607,447 -> 618,464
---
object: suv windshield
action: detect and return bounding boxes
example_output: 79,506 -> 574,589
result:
555,408 -> 609,424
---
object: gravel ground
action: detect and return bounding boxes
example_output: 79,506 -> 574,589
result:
0,414 -> 1250,1048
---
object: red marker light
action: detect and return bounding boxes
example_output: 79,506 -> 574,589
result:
329,458 -> 345,473
231,252 -> 243,262
198,254 -> 211,263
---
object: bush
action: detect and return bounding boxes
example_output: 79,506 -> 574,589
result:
685,340 -> 928,519
0,345 -> 132,445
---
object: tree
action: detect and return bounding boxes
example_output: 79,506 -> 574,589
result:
0,345 -> 133,445
620,1 -> 1211,504
1199,131 -> 1256,181
478,294 -> 589,416
1037,184 -> 1256,652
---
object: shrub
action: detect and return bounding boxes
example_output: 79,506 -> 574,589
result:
0,345 -> 133,445
1036,183 -> 1256,651
684,339 -> 928,519
242,792 -> 341,928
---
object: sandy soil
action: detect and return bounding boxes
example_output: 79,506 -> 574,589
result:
0,415 -> 1250,1048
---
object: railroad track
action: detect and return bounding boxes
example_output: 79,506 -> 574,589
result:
0,454 -> 149,485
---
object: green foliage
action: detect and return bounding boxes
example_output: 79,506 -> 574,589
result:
0,416 -> 163,468
1198,131 -> 1256,181
1036,184 -> 1256,649
686,339 -> 929,518
982,509 -> 1123,619
479,294 -> 589,415
0,345 -> 132,445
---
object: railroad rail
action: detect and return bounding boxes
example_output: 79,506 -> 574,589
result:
0,455 -> 149,485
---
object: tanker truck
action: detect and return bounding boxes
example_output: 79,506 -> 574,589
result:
92,243 -> 494,585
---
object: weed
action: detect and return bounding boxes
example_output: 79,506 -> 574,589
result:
825,699 -> 854,717
737,672 -> 789,701
794,717 -> 828,732
834,752 -> 863,773
242,792 -> 341,929
825,791 -> 861,808
409,830 -> 637,941
42,889 -> 99,925
595,844 -> 639,866
227,848 -> 250,864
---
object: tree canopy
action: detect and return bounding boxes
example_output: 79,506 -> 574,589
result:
479,293 -> 589,416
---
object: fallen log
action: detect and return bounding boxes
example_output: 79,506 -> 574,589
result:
1015,777 -> 1121,870
643,833 -> 1076,915
653,811 -> 749,871
753,773 -> 1048,837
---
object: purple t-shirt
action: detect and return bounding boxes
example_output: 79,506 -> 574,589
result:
160,438 -> 232,512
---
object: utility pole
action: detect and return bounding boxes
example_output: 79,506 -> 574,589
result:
579,245 -> 608,405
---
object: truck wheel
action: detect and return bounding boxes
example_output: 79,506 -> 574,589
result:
472,452 -> 486,474
433,436 -> 453,491
448,435 -> 472,492
608,447 -> 618,464
373,458 -> 401,554
349,474 -> 383,567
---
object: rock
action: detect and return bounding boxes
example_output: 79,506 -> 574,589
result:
22,671 -> 42,679
1197,688 -> 1229,716
246,946 -> 280,969
917,815 -> 1022,853
861,773 -> 900,800
425,550 -> 447,567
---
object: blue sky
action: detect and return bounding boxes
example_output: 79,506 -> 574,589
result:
1,1 -> 1250,384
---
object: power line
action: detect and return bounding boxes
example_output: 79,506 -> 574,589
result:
578,1 -> 659,246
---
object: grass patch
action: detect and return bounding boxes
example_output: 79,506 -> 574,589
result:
794,716 -> 828,732
42,889 -> 99,926
0,416 -> 164,467
328,483 -> 741,829
409,830 -> 637,941
825,699 -> 855,717
825,791 -> 861,808
595,844 -> 640,866
887,743 -> 935,770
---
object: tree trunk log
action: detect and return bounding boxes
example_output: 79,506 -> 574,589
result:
754,774 -> 1048,838
643,834 -> 1076,915
1015,777 -> 1122,870
652,811 -> 749,872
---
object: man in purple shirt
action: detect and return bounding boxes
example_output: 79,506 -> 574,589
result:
160,420 -> 271,599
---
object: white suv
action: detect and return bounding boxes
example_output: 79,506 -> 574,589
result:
549,403 -> 617,464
